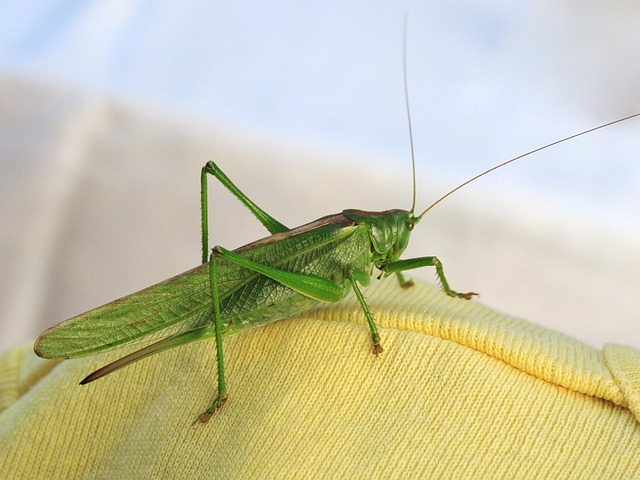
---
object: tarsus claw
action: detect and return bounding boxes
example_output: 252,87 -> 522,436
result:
191,394 -> 228,428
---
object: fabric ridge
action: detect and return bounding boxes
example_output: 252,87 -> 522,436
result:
1,280 -> 639,478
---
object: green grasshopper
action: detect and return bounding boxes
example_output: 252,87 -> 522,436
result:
33,112 -> 640,424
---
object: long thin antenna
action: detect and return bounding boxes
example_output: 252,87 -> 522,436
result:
403,13 -> 417,213
417,111 -> 640,219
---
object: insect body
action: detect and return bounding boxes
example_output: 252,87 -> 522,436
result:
34,160 -> 476,424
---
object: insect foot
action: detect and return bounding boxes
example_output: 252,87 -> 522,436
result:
372,333 -> 384,356
448,291 -> 479,300
399,279 -> 414,289
192,394 -> 228,427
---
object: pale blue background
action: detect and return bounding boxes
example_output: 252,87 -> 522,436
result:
2,1 -> 639,221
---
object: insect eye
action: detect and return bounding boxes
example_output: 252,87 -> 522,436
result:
406,219 -> 414,231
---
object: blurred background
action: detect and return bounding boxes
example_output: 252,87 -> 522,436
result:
1,1 -> 639,352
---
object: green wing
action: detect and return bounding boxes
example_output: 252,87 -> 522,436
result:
34,213 -> 369,360
34,264 -> 213,359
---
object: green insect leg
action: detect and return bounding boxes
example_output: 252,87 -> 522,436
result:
200,161 -> 289,263
212,246 -> 343,303
191,245 -> 345,424
193,250 -> 228,426
384,256 -> 478,300
395,272 -> 414,289
348,273 -> 383,355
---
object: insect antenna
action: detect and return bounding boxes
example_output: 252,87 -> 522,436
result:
416,111 -> 640,220
403,14 -> 417,214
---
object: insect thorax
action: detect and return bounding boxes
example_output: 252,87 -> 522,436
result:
342,209 -> 414,268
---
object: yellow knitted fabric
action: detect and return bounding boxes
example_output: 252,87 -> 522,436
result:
1,280 -> 639,478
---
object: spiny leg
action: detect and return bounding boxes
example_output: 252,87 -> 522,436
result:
212,246 -> 343,302
192,245 -> 344,424
384,256 -> 478,300
348,274 -> 383,355
431,257 -> 477,299
192,250 -> 228,426
200,161 -> 289,263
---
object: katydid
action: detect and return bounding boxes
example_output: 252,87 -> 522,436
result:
33,156 -> 479,424
33,111 -> 639,425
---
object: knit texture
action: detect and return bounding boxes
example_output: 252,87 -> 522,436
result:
1,280 -> 639,478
